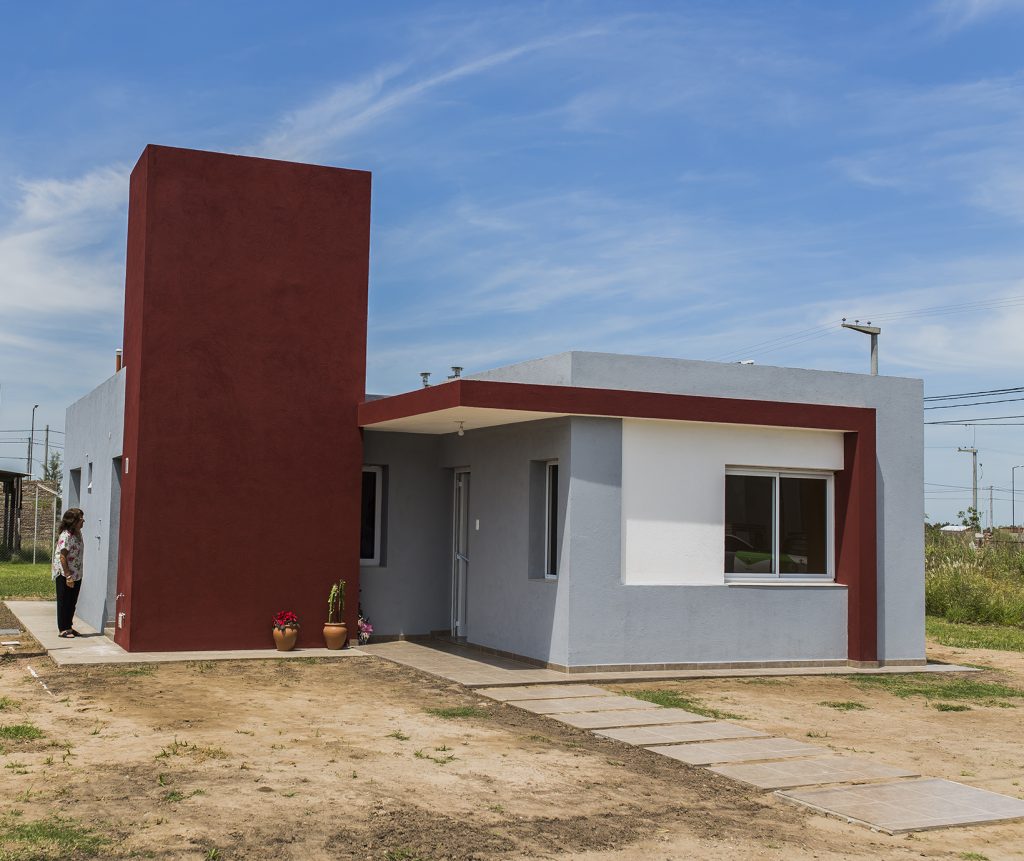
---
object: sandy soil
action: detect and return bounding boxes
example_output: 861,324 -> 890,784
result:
0,645 -> 1022,860
0,603 -> 44,658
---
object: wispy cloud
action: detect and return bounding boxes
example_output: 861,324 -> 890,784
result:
927,0 -> 1024,35
252,28 -> 607,162
0,164 -> 127,318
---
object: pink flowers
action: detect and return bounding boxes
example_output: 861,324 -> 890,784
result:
272,610 -> 300,631
358,615 -> 373,645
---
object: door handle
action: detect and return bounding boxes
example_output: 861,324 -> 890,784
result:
456,552 -> 469,563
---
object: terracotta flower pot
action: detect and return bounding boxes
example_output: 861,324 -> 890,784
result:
273,626 -> 299,651
323,622 -> 348,650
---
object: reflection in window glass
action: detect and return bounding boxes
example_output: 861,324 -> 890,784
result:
360,469 -> 378,562
779,477 -> 828,574
724,474 -> 774,575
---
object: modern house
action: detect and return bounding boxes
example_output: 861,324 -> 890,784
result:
64,144 -> 925,669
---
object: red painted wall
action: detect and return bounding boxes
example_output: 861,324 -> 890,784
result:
115,145 -> 370,650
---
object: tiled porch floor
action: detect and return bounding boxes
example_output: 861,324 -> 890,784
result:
358,639 -> 974,686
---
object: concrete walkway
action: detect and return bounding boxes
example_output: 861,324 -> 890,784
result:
4,601 -> 367,665
476,683 -> 1024,834
358,639 -> 975,687
356,641 -> 1023,834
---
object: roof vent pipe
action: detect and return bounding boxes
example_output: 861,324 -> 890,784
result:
115,348 -> 123,372
448,366 -> 463,380
420,372 -> 431,388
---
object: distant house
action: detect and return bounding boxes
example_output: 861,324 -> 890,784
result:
64,145 -> 925,670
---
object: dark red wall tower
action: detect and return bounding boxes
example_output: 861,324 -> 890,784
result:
115,145 -> 370,650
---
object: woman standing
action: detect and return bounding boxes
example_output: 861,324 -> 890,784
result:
52,508 -> 85,638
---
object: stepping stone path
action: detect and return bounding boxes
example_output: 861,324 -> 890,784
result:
476,684 -> 1024,834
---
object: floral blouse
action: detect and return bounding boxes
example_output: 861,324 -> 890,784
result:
52,530 -> 84,582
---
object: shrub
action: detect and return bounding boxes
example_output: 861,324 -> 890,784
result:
925,533 -> 1024,627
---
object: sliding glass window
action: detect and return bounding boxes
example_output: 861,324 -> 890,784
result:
724,470 -> 833,580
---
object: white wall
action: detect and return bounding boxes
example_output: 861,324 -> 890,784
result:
621,419 -> 844,585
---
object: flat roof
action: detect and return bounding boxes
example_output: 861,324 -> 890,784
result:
358,379 -> 874,435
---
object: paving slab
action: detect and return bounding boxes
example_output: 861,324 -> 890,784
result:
597,721 -> 766,745
650,737 -> 827,765
478,684 -> 611,701
550,708 -> 711,729
710,756 -> 918,790
778,778 -> 1024,834
506,695 -> 659,715
5,601 -> 367,665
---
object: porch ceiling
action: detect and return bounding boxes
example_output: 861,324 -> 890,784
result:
360,405 -> 567,434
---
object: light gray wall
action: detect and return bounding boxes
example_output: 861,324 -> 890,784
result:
362,420 -> 572,666
438,419 -> 572,666
565,417 -> 848,665
359,432 -> 451,637
63,371 -> 126,631
473,351 -> 923,663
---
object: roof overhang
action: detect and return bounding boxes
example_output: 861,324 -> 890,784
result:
358,379 -> 874,435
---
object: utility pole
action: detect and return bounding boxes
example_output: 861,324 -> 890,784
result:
841,319 -> 881,375
1013,465 -> 1024,535
989,485 -> 994,532
27,404 -> 39,479
43,425 -> 49,477
958,446 -> 978,523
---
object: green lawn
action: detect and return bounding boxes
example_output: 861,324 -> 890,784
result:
0,562 -> 53,599
926,615 -> 1024,653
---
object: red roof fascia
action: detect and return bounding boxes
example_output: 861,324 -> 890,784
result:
358,379 -> 875,432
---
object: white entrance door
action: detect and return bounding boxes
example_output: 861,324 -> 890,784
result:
451,469 -> 470,638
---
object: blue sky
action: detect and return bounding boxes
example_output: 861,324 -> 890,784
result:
3,0 -> 1024,523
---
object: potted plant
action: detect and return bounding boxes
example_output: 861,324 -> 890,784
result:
323,579 -> 348,649
272,610 -> 300,651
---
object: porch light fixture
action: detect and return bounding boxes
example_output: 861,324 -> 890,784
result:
457,421 -> 465,437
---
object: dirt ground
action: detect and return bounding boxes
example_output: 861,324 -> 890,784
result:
1,642 -> 1023,860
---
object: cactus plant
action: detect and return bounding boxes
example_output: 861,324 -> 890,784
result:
327,579 -> 346,623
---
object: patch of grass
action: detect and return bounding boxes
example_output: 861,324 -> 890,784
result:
0,723 -> 44,741
112,664 -> 156,677
385,850 -> 423,861
424,706 -> 489,720
806,730 -> 829,738
738,677 -> 783,686
386,730 -> 410,741
852,673 -> 1024,705
161,790 -> 185,803
818,700 -> 868,711
0,562 -> 54,599
926,616 -> 1024,653
0,815 -> 109,859
413,748 -> 456,765
189,661 -> 216,673
625,689 -> 746,720
934,703 -> 971,712
155,738 -> 229,762
0,696 -> 18,711
959,851 -> 988,860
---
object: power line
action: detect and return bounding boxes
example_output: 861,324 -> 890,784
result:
924,396 -> 1024,410
924,386 -> 1024,402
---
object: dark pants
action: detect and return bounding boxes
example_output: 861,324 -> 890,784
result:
55,576 -> 80,632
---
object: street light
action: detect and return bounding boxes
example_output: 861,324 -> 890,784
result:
27,404 -> 39,479
1013,465 -> 1024,535
841,319 -> 881,375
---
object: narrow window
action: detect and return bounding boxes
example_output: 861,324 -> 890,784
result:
87,461 -> 94,494
545,461 -> 559,578
360,466 -> 384,566
69,469 -> 82,508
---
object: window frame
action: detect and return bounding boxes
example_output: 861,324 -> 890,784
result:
544,460 -> 559,579
360,465 -> 384,567
724,467 -> 835,583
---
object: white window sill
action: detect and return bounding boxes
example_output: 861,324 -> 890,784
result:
726,580 -> 844,587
